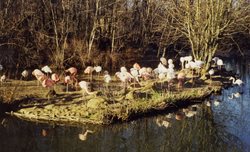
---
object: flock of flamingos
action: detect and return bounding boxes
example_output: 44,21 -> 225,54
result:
0,55 -> 244,97
0,56 -> 245,137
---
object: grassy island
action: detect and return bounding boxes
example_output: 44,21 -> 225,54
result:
0,76 -> 224,125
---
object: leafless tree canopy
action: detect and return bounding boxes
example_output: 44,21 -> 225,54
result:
0,0 -> 249,70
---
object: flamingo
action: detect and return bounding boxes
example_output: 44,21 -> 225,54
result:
206,101 -> 211,107
228,92 -> 241,99
139,67 -> 148,80
180,57 -> 185,69
51,73 -> 60,83
84,66 -> 94,81
65,67 -> 78,87
186,61 -> 197,84
78,130 -> 94,141
0,74 -> 6,85
213,99 -> 220,107
42,78 -> 55,100
142,67 -> 153,80
217,59 -> 224,70
94,66 -> 102,81
103,71 -> 111,83
103,71 -> 112,91
166,68 -> 176,91
177,70 -> 186,90
156,119 -> 170,128
32,69 -> 47,86
157,62 -> 168,74
130,68 -> 139,86
160,57 -> 167,66
120,66 -> 128,73
51,73 -> 60,90
194,60 -> 204,76
158,73 -> 166,90
21,70 -> 29,80
79,81 -> 95,95
185,56 -> 193,64
212,57 -> 220,63
168,59 -> 173,65
208,69 -> 214,85
0,64 -> 3,71
116,68 -> 133,91
64,76 -> 71,92
229,77 -> 243,86
133,63 -> 141,71
41,65 -> 52,76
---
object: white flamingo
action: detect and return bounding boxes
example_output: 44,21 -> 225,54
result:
130,68 -> 139,85
41,65 -> 52,76
166,68 -> 176,90
160,57 -> 167,66
103,72 -> 112,91
180,57 -> 185,69
21,70 -> 29,80
94,66 -> 102,81
79,81 -> 95,95
116,68 -> 133,91
194,60 -> 204,76
158,73 -> 166,90
229,77 -> 243,86
214,99 -> 220,107
217,59 -> 224,70
168,59 -> 173,65
208,69 -> 214,85
228,92 -> 241,99
157,62 -> 168,74
0,74 -> 6,85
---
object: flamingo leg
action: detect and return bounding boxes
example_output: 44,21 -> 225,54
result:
66,83 -> 69,92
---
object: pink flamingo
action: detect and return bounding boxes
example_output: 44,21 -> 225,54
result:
32,69 -> 47,86
51,73 -> 60,83
65,67 -> 78,86
42,78 -> 55,100
51,73 -> 60,90
84,66 -> 94,81
133,63 -> 141,71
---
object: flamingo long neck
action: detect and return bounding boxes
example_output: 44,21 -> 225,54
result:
232,77 -> 236,84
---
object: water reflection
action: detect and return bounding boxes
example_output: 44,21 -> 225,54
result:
0,57 -> 250,152
0,104 -> 244,152
211,57 -> 250,151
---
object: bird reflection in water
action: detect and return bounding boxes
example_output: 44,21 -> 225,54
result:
41,129 -> 48,137
78,129 -> 94,141
228,92 -> 241,99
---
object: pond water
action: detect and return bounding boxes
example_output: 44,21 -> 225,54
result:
0,57 -> 250,152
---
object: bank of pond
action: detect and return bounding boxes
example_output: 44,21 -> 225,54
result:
0,74 -> 225,125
